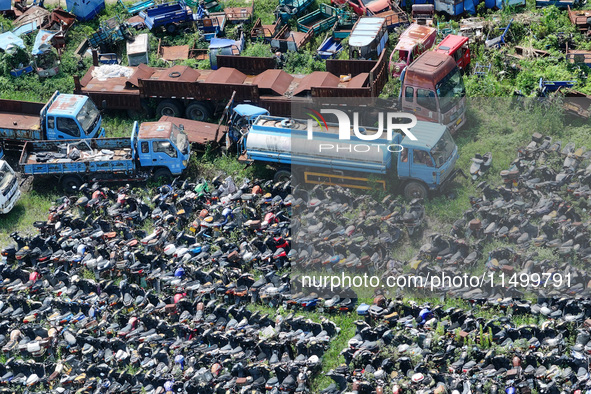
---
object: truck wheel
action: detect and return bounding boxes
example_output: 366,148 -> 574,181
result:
166,24 -> 177,34
153,168 -> 173,184
404,181 -> 428,200
185,103 -> 211,121
274,169 -> 292,183
61,175 -> 83,191
156,100 -> 183,118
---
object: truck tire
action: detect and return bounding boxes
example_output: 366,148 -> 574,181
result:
61,175 -> 83,191
153,168 -> 173,184
156,100 -> 183,118
274,169 -> 292,183
185,102 -> 211,121
166,24 -> 177,34
404,181 -> 428,200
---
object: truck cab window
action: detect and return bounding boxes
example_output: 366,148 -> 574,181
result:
413,149 -> 434,167
400,148 -> 408,162
57,118 -> 81,138
47,117 -> 55,129
416,89 -> 437,112
141,142 -> 149,153
405,87 -> 414,102
153,141 -> 178,158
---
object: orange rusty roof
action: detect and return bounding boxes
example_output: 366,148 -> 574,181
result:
138,121 -> 174,140
253,69 -> 294,95
293,71 -> 340,96
127,64 -> 155,88
405,51 -> 456,87
394,24 -> 437,52
205,67 -> 247,84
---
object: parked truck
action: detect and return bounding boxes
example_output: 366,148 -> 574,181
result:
0,160 -> 21,214
399,51 -> 466,134
73,54 -> 389,120
435,34 -> 471,70
20,121 -> 190,190
0,91 -> 105,151
241,116 -> 462,199
140,0 -> 195,33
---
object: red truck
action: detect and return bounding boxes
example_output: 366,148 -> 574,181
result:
332,0 -> 392,15
435,34 -> 471,70
400,51 -> 466,134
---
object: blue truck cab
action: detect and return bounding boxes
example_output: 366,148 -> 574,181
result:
228,104 -> 270,145
44,93 -> 105,140
397,122 -> 460,198
136,121 -> 191,176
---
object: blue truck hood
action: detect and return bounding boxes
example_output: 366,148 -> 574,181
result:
233,104 -> 269,119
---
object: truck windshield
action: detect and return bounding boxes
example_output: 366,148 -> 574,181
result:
431,130 -> 455,168
171,124 -> 189,155
76,100 -> 101,136
0,162 -> 14,190
436,67 -> 465,113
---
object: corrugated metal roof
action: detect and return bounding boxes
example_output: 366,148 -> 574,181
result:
205,67 -> 247,84
152,65 -> 201,82
349,17 -> 385,48
252,69 -> 293,95
401,121 -> 447,149
394,24 -> 437,52
293,71 -> 340,96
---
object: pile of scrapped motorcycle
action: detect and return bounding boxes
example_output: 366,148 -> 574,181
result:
2,130 -> 591,393
291,132 -> 591,393
0,176 -> 343,393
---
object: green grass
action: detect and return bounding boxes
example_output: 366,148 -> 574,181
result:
0,190 -> 58,246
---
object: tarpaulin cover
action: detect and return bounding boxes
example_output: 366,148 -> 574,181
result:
0,0 -> 10,11
32,30 -> 57,55
0,32 -> 26,53
464,0 -> 479,14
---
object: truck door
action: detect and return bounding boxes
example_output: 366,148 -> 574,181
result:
53,117 -> 82,139
137,140 -> 152,167
151,140 -> 179,171
409,149 -> 435,187
416,89 -> 439,122
397,147 -> 411,178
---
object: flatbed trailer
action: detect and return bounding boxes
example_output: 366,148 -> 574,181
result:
20,121 -> 190,189
159,115 -> 226,148
270,25 -> 313,52
74,51 -> 389,119
297,3 -> 338,34
568,6 -> 591,35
